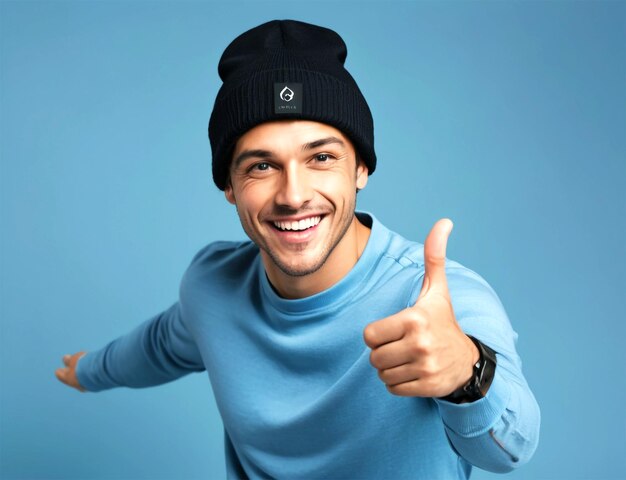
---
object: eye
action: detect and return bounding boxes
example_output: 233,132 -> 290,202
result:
250,162 -> 271,172
314,153 -> 331,162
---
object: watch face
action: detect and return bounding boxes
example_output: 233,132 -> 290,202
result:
477,342 -> 497,397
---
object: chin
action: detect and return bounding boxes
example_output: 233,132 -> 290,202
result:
269,252 -> 328,278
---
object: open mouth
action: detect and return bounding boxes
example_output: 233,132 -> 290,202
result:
272,216 -> 322,232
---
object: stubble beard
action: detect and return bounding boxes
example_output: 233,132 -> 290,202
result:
237,199 -> 356,278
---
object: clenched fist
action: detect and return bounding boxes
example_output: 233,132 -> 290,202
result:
363,218 -> 479,397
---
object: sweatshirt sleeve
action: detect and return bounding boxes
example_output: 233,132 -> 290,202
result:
431,265 -> 541,473
75,301 -> 205,392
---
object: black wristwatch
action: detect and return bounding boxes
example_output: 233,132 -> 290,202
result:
440,335 -> 497,404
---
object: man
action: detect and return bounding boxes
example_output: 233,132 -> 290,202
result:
56,20 -> 540,479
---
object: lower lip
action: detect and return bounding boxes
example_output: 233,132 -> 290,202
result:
269,219 -> 322,244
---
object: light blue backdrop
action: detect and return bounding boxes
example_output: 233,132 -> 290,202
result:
1,1 -> 624,479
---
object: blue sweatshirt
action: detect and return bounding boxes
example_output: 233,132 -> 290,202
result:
76,213 -> 540,479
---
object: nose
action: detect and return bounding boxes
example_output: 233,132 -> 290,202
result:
274,162 -> 313,210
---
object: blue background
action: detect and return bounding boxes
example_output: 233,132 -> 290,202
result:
1,1 -> 624,479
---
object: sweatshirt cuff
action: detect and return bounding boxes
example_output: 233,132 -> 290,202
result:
75,351 -> 102,392
434,363 -> 510,437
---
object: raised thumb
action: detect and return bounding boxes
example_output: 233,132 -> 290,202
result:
419,218 -> 453,298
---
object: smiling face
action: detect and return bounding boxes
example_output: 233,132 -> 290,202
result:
225,120 -> 369,298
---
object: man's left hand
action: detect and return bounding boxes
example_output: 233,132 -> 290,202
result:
363,218 -> 479,397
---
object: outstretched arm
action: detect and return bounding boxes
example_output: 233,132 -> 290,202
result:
55,302 -> 205,392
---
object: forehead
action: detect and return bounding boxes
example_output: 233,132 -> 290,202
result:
233,120 -> 353,154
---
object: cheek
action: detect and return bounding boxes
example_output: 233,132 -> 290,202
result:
315,170 -> 357,199
234,184 -> 273,217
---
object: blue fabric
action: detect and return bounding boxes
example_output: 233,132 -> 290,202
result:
76,213 -> 540,478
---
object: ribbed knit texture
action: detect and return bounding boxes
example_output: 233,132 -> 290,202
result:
208,20 -> 376,190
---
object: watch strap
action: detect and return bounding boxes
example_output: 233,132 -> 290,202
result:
440,335 -> 497,404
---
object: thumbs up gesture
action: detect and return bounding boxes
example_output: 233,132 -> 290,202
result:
363,219 -> 480,397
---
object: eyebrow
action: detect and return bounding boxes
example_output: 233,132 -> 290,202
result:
232,136 -> 346,169
301,136 -> 346,151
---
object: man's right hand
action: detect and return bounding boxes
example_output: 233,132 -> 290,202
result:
55,351 -> 87,392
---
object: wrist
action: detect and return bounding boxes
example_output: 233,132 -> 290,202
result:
440,335 -> 497,404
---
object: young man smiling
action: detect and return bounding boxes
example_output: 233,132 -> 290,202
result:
226,120 -> 369,298
56,20 -> 540,479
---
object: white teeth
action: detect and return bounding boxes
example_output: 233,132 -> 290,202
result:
273,216 -> 321,231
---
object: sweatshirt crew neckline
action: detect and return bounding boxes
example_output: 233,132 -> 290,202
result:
258,212 -> 389,316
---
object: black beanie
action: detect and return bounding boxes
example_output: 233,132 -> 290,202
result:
208,19 -> 376,190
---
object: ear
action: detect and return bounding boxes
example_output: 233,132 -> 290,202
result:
224,182 -> 236,205
356,159 -> 369,191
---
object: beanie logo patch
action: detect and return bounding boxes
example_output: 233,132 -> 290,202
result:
274,83 -> 302,114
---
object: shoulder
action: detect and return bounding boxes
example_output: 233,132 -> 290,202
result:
182,240 -> 259,285
380,225 -> 505,316
176,240 -> 260,329
379,223 -> 497,296
188,240 -> 257,266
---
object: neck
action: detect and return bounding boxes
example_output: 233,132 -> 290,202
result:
263,215 -> 371,299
